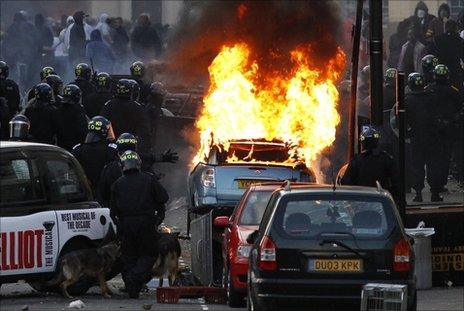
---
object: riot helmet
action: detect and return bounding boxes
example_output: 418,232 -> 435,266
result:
95,72 -> 111,92
421,54 -> 439,76
120,150 -> 141,173
44,74 -> 63,97
9,114 -> 30,141
0,61 -> 9,79
433,64 -> 450,83
62,84 -> 82,105
116,133 -> 138,153
359,126 -> 380,151
75,63 -> 92,80
407,72 -> 425,93
127,79 -> 140,102
40,66 -> 56,81
116,79 -> 132,99
130,61 -> 145,78
85,116 -> 115,143
384,68 -> 397,87
34,83 -> 53,102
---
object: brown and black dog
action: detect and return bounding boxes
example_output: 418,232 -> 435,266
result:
152,232 -> 182,287
48,228 -> 120,298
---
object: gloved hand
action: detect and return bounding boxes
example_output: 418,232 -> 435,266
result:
162,149 -> 179,163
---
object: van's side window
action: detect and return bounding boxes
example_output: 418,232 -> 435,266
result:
0,159 -> 44,205
45,158 -> 86,202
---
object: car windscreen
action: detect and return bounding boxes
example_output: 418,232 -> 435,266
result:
239,191 -> 274,225
272,194 -> 396,239
219,143 -> 291,164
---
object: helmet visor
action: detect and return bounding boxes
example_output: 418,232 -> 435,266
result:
9,121 -> 29,139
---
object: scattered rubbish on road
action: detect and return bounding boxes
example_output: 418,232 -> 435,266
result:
68,300 -> 85,309
21,305 -> 28,311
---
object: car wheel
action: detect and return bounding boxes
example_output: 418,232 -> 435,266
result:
224,266 -> 245,308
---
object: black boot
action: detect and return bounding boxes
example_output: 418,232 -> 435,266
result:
431,192 -> 444,202
413,191 -> 423,202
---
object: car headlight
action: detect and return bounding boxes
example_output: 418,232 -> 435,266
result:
237,245 -> 252,258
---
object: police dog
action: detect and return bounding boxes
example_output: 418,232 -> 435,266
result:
48,227 -> 120,298
152,232 -> 181,287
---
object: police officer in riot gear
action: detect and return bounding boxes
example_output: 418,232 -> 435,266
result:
405,73 -> 441,202
100,79 -> 148,142
23,83 -> 57,144
73,63 -> 96,100
26,66 -> 57,102
110,150 -> 168,298
8,114 -> 32,141
0,61 -> 20,119
55,84 -> 88,151
84,72 -> 113,118
72,116 -> 118,198
127,79 -> 141,102
341,126 -> 400,201
421,54 -> 439,85
130,61 -> 150,104
99,133 -> 178,206
44,74 -> 64,105
425,64 -> 462,199
144,82 -> 167,152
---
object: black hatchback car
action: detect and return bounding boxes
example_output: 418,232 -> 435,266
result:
246,184 -> 416,311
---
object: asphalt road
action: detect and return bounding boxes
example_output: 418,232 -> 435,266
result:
1,282 -> 463,311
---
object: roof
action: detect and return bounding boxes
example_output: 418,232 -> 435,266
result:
0,141 -> 66,153
277,183 -> 390,196
251,182 -> 314,191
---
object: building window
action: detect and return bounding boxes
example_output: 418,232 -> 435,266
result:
448,0 -> 464,19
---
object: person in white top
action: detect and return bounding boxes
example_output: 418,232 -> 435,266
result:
96,13 -> 113,45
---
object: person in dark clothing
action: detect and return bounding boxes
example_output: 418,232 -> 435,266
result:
84,72 -> 113,117
429,20 -> 464,91
425,65 -> 462,200
143,81 -> 167,154
72,116 -> 117,198
55,84 -> 88,151
34,14 -> 54,65
23,83 -> 57,144
26,66 -> 57,102
388,20 -> 412,68
341,126 -> 400,201
100,79 -> 148,144
405,73 -> 441,202
398,27 -> 427,79
44,74 -> 64,106
405,1 -> 436,44
421,54 -> 439,84
69,11 -> 88,66
99,132 -> 178,206
0,97 -> 11,139
72,63 -> 96,112
110,150 -> 169,298
427,3 -> 451,40
8,114 -> 33,142
0,61 -> 21,119
130,61 -> 151,104
86,29 -> 115,73
110,17 -> 129,68
380,68 -> 398,157
130,14 -> 162,61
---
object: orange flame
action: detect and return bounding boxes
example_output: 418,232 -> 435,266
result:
193,43 -> 345,168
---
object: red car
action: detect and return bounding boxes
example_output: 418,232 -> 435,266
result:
214,183 -> 282,308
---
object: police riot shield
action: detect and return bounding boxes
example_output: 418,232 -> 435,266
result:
190,211 -> 213,286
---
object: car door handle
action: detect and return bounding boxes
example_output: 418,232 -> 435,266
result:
43,221 -> 55,231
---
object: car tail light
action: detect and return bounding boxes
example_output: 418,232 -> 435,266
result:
393,239 -> 411,272
258,236 -> 277,271
201,168 -> 216,188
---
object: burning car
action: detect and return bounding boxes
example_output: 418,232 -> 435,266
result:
188,139 -> 316,213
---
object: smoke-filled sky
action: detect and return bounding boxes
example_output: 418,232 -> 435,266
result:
164,0 -> 343,85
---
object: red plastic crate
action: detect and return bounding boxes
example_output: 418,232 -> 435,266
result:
156,286 -> 226,304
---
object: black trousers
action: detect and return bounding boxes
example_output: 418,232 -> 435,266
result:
120,217 -> 159,294
410,140 -> 443,193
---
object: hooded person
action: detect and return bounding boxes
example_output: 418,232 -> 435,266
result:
96,13 -> 113,45
398,27 -> 427,78
34,14 -> 54,59
427,3 -> 452,40
406,1 -> 436,44
60,16 -> 74,55
86,29 -> 115,73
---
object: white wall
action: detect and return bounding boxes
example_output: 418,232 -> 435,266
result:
162,0 -> 183,26
91,0 -> 132,21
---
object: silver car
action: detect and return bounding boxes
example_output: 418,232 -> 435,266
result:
188,139 -> 316,213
